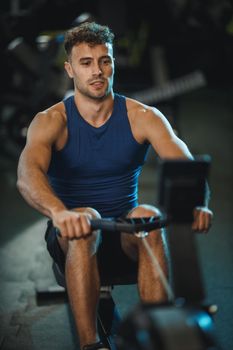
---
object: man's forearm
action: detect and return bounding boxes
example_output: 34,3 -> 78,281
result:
204,181 -> 211,207
17,168 -> 66,218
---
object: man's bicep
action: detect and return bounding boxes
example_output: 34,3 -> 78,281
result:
18,141 -> 52,177
147,111 -> 193,159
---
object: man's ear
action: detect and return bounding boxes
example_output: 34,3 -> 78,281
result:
64,61 -> 74,78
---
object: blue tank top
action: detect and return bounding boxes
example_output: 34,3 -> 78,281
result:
47,93 -> 150,217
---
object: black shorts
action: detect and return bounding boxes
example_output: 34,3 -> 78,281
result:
45,220 -> 138,286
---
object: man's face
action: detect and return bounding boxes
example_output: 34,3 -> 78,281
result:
64,42 -> 114,100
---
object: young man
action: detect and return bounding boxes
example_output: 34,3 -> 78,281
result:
17,22 -> 213,350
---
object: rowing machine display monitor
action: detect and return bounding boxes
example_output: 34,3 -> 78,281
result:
158,155 -> 211,223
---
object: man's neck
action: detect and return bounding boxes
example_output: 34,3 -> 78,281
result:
74,91 -> 114,127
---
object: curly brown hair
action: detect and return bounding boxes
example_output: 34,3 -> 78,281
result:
64,22 -> 115,58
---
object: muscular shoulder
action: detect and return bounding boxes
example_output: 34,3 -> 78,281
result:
28,101 -> 67,149
34,101 -> 66,127
125,97 -> 169,143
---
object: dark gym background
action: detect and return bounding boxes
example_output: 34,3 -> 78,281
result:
0,1 -> 233,349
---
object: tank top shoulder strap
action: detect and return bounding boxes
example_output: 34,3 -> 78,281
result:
113,93 -> 126,114
63,95 -> 79,137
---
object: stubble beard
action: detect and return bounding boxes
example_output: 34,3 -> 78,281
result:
75,79 -> 113,101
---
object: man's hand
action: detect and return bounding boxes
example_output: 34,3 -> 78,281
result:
52,210 -> 92,240
192,207 -> 213,233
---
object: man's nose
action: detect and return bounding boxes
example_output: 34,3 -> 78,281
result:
92,62 -> 102,75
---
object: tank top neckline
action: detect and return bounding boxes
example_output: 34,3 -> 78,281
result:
70,93 -> 121,131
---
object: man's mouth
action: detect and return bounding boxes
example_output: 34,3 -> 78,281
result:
90,80 -> 105,87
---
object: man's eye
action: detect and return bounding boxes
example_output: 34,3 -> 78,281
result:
101,58 -> 111,65
81,61 -> 91,66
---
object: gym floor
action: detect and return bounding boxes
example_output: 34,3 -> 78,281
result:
0,87 -> 232,350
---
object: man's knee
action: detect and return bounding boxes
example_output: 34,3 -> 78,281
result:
67,207 -> 101,255
128,204 -> 161,218
127,204 -> 165,248
67,231 -> 101,258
